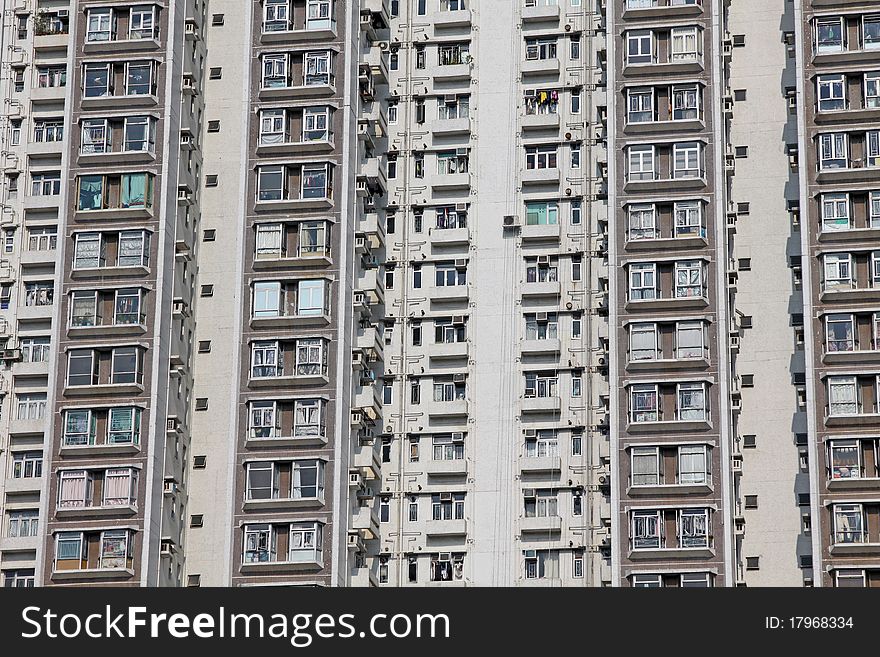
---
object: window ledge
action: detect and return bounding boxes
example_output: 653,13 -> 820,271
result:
255,139 -> 335,156
73,206 -> 153,222
252,254 -> 332,269
258,84 -> 336,101
54,504 -> 137,519
628,546 -> 714,560
68,323 -> 148,338
259,26 -> 337,44
627,419 -> 712,433
249,314 -> 331,329
242,498 -> 325,511
626,357 -> 710,372
248,374 -> 330,389
627,483 -> 713,496
51,567 -> 134,581
245,435 -> 328,449
827,476 -> 880,491
70,266 -> 150,280
625,296 -> 709,312
63,382 -> 145,397
621,5 -> 704,20
77,150 -> 157,166
254,197 -> 333,212
59,443 -> 140,457
80,94 -> 159,110
829,542 -> 880,556
825,413 -> 880,427
817,226 -> 880,244
623,118 -> 705,135
82,37 -> 161,54
239,559 -> 323,574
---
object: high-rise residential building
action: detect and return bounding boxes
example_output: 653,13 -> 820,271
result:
0,0 -> 872,589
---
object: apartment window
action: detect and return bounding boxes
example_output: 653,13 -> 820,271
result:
571,431 -> 582,456
677,201 -> 704,235
302,164 -> 329,198
627,88 -> 653,123
20,337 -> 50,363
672,85 -> 699,120
525,38 -> 556,61
679,509 -> 709,547
437,150 -> 468,175
818,75 -> 846,112
12,452 -> 42,479
16,393 -> 46,421
632,510 -> 661,549
297,280 -> 325,316
415,45 -> 425,69
631,384 -> 658,422
826,314 -> 855,352
436,206 -> 466,229
28,226 -> 57,251
673,142 -> 701,178
675,260 -> 704,298
525,313 -> 558,340
828,376 -> 858,415
435,263 -> 466,287
251,341 -> 281,378
31,171 -> 61,196
629,263 -> 656,300
433,377 -> 465,401
570,145 -> 581,169
819,132 -> 847,169
679,446 -> 708,484
34,119 -> 63,143
124,117 -> 155,152
526,258 -> 557,283
631,447 -> 659,486
676,321 -> 704,359
866,73 -> 880,109
126,62 -> 154,95
7,511 -> 38,539
828,440 -> 861,479
111,347 -> 141,384
435,318 -> 465,344
632,574 -> 662,588
525,145 -> 557,170
258,167 -> 284,200
262,54 -> 288,87
431,493 -> 465,520
524,490 -> 558,518
627,145 -> 655,180
525,372 -> 557,398
571,200 -> 582,225
264,0 -> 291,31
626,31 -> 653,64
115,288 -> 142,325
83,63 -> 111,97
433,434 -> 464,461
81,119 -> 109,154
525,430 -> 558,458
570,36 -> 580,60
865,15 -> 880,50
524,550 -> 558,580
37,65 -> 66,88
25,281 -> 54,307
671,27 -> 699,61
821,193 -> 850,231
823,253 -> 852,289
305,51 -> 331,85
630,322 -> 658,361
87,9 -> 112,41
438,42 -> 470,66
130,6 -> 158,39
387,102 -> 398,124
525,202 -> 558,226
628,204 -> 656,240
834,504 -> 865,543
10,120 -> 21,145
3,569 -> 35,588
677,382 -> 707,420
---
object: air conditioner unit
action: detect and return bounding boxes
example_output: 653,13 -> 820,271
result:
185,22 -> 197,34
523,489 -> 536,498
565,132 -> 572,141
732,457 -> 743,473
524,429 -> 537,438
524,549 -> 537,558
597,474 -> 609,486
455,147 -> 468,156
536,312 -> 549,322
163,480 -> 178,494
352,350 -> 365,366
160,541 -> 174,555
537,255 -> 550,265
451,432 -> 464,442
180,134 -> 192,146
455,203 -> 468,212
452,373 -> 466,383
524,89 -> 536,98
182,76 -> 195,90
440,492 -> 453,501
349,471 -> 364,488
503,215 -> 520,228
57,9 -> 69,18
444,94 -> 457,104
347,532 -> 364,550
452,315 -> 466,325
351,409 -> 364,425
454,258 -> 467,269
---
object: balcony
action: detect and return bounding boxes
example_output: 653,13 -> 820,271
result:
521,281 -> 560,298
521,58 -> 560,77
521,338 -> 562,356
431,172 -> 471,192
432,64 -> 471,83
520,395 -> 561,414
521,167 -> 560,186
424,519 -> 468,537
432,10 -> 472,29
431,285 -> 470,303
521,112 -> 560,131
429,341 -> 469,360
427,398 -> 469,419
522,4 -> 560,23
426,458 -> 469,477
520,515 -> 562,534
521,222 -> 561,241
429,226 -> 470,246
519,455 -> 562,474
430,117 -> 470,136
